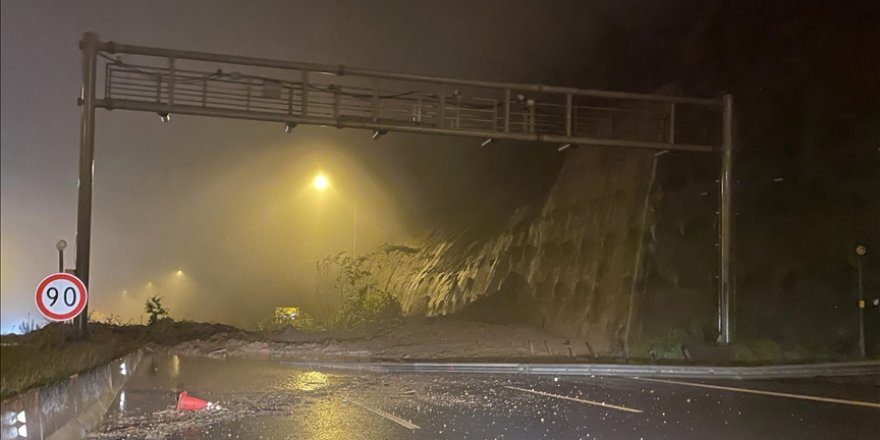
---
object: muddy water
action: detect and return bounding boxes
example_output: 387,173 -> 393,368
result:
110,353 -> 349,414
98,353 -> 402,439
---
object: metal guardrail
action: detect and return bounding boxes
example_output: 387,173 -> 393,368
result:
284,361 -> 880,380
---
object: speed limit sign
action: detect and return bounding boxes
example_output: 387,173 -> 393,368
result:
35,273 -> 88,322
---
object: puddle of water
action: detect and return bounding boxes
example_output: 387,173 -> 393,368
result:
168,398 -> 401,440
106,353 -> 346,417
281,370 -> 331,392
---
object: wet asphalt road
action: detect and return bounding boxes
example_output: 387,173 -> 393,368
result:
103,354 -> 879,439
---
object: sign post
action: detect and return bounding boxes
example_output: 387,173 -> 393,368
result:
35,273 -> 89,323
55,240 -> 67,273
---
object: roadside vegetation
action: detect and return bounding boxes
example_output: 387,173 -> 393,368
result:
144,295 -> 170,325
317,248 -> 406,331
629,323 -> 861,364
0,301 -> 234,400
257,245 -> 416,334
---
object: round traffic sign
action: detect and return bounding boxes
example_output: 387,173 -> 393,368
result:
35,273 -> 88,322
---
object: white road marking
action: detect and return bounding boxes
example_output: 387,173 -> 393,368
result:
349,399 -> 421,430
505,386 -> 644,413
633,377 -> 880,410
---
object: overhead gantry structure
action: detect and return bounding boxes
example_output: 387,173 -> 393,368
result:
73,32 -> 734,343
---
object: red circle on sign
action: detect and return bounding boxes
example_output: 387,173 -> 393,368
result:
35,273 -> 88,321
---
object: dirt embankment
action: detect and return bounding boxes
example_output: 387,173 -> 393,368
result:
175,317 -> 609,362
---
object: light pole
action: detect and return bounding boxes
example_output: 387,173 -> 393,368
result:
312,173 -> 357,257
855,244 -> 867,358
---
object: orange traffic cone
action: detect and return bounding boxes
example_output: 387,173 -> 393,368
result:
176,391 -> 209,411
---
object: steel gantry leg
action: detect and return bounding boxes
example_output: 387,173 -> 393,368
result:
74,32 -> 99,339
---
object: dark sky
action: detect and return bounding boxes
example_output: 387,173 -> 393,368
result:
2,0 -> 877,331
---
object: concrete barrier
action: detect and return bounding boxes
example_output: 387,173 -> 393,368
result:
1,351 -> 142,440
285,359 -> 880,379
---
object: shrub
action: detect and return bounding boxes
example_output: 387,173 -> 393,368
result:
334,286 -> 403,329
316,246 -> 407,331
631,328 -> 695,360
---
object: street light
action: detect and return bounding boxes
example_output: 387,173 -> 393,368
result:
312,174 -> 329,192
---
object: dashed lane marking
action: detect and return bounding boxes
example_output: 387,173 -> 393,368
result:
505,385 -> 644,413
632,377 -> 880,409
348,399 -> 421,430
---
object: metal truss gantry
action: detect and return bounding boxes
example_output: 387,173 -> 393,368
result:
74,32 -> 734,344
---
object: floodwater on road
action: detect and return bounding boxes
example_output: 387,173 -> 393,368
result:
91,353 -> 880,439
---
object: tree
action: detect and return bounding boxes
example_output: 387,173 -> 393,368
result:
144,295 -> 169,326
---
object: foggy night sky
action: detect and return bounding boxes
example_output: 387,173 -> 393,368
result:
2,1 -> 877,332
1,0 -> 604,329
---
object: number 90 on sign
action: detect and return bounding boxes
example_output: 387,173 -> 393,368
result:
35,273 -> 88,321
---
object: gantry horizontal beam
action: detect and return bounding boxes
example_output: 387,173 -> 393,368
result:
95,39 -> 722,153
96,99 -> 714,152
